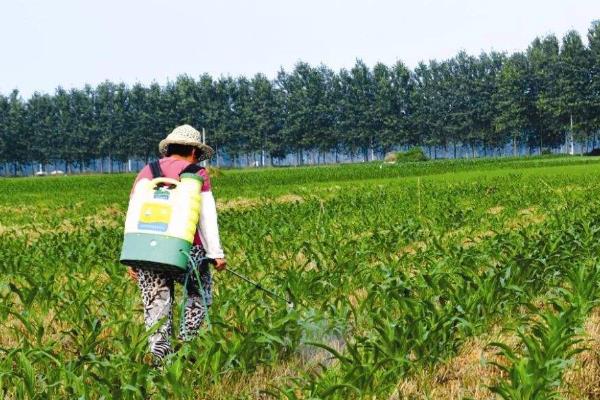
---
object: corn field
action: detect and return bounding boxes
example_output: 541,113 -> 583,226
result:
2,156 -> 600,399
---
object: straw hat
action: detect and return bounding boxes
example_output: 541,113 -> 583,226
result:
158,125 -> 215,161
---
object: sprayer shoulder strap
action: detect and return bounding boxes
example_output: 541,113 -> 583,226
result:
149,161 -> 163,179
179,163 -> 203,176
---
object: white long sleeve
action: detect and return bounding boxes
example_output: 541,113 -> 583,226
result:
197,191 -> 225,259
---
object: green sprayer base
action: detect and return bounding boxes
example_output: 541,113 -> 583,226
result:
120,233 -> 192,272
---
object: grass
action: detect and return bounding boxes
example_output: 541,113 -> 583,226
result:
1,155 -> 600,398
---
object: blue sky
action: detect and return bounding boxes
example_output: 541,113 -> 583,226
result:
1,0 -> 599,98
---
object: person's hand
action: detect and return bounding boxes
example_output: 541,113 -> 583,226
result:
127,267 -> 138,282
213,258 -> 227,272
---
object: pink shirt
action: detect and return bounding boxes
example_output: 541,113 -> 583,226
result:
133,157 -> 212,245
134,157 -> 211,192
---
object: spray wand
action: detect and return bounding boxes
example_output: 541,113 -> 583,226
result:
205,259 -> 294,309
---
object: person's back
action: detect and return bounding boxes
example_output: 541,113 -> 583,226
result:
127,125 -> 226,360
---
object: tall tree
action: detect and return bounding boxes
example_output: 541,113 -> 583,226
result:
471,52 -> 506,154
339,60 -> 376,161
588,20 -> 600,137
528,35 -> 562,152
129,83 -> 150,162
212,77 -> 236,165
26,92 -> 55,170
372,63 -> 397,155
6,90 -> 27,175
389,61 -> 414,148
0,94 -> 9,173
447,52 -> 479,156
249,73 -> 283,165
412,61 -> 455,157
174,75 -> 204,127
197,74 -> 229,166
494,52 -> 533,155
278,62 -> 336,164
560,30 -> 592,152
95,81 -> 118,173
53,87 -> 77,173
69,86 -> 96,170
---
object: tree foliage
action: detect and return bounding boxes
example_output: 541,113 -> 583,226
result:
2,22 -> 600,173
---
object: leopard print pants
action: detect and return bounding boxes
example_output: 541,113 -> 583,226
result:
134,245 -> 212,359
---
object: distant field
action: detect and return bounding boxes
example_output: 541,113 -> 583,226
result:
2,156 -> 600,398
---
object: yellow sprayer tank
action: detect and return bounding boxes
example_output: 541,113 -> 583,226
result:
120,173 -> 203,271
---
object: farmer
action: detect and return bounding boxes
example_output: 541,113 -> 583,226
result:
127,124 -> 226,359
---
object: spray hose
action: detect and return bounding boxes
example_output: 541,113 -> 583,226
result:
179,251 -> 211,335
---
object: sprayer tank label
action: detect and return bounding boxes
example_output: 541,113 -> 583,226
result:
138,203 -> 172,232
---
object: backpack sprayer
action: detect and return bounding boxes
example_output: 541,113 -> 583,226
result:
120,163 -> 203,272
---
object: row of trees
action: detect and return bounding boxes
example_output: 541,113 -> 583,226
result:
1,21 -> 600,174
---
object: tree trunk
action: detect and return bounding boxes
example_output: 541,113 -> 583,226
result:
569,113 -> 575,155
586,135 -> 590,154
